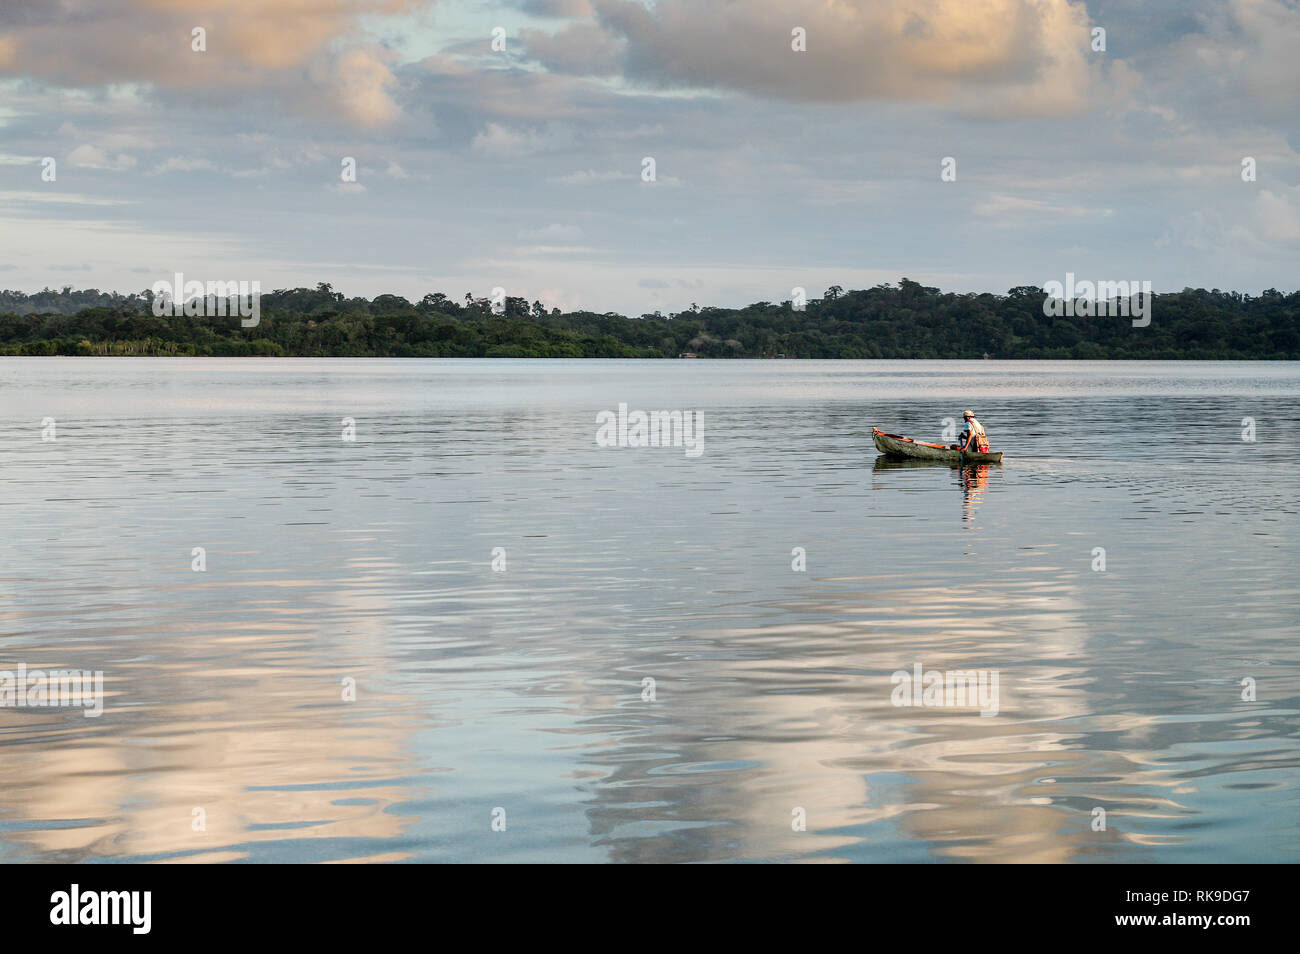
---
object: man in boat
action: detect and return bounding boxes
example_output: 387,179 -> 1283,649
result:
951,410 -> 989,453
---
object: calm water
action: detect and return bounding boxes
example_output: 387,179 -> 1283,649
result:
0,358 -> 1297,863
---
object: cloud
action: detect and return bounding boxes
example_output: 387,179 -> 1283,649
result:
152,157 -> 217,174
471,122 -> 575,156
0,1 -> 423,81
518,223 -> 584,241
473,122 -> 539,156
1159,0 -> 1300,124
328,46 -> 402,127
67,144 -> 137,170
0,190 -> 133,207
522,22 -> 625,76
414,53 -> 605,126
1252,187 -> 1300,243
0,1 -> 426,126
520,0 -> 593,17
550,169 -> 634,184
974,194 -> 1109,220
532,0 -> 1101,116
1156,186 -> 1300,256
511,244 -> 595,255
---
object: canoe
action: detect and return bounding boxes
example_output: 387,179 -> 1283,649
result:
873,427 -> 1003,464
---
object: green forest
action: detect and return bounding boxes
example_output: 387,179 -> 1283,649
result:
1,280 -> 1296,358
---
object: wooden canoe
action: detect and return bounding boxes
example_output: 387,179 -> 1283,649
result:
873,427 -> 1003,464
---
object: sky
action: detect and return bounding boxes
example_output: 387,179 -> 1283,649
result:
1,0 -> 1298,317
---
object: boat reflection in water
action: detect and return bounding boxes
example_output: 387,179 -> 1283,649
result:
871,456 -> 998,522
959,463 -> 992,522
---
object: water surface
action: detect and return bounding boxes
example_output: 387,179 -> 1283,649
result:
0,358 -> 1296,863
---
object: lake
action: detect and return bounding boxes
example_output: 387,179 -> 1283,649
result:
0,358 -> 1297,863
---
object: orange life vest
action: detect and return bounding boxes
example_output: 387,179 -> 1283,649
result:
966,418 -> 989,452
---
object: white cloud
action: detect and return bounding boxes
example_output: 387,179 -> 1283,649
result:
67,144 -> 136,170
974,194 -> 1109,221
152,157 -> 217,174
517,223 -> 584,241
550,169 -> 635,184
329,47 -> 402,127
471,123 -> 574,157
1252,188 -> 1300,243
0,190 -> 132,207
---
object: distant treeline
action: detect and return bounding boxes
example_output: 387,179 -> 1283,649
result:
1,280 -> 1297,358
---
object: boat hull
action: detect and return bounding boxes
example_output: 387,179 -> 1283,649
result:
872,427 -> 1003,464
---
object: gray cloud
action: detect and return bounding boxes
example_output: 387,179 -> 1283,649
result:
573,0 -> 1097,116
519,0 -> 593,17
0,1 -> 423,127
521,22 -> 624,75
